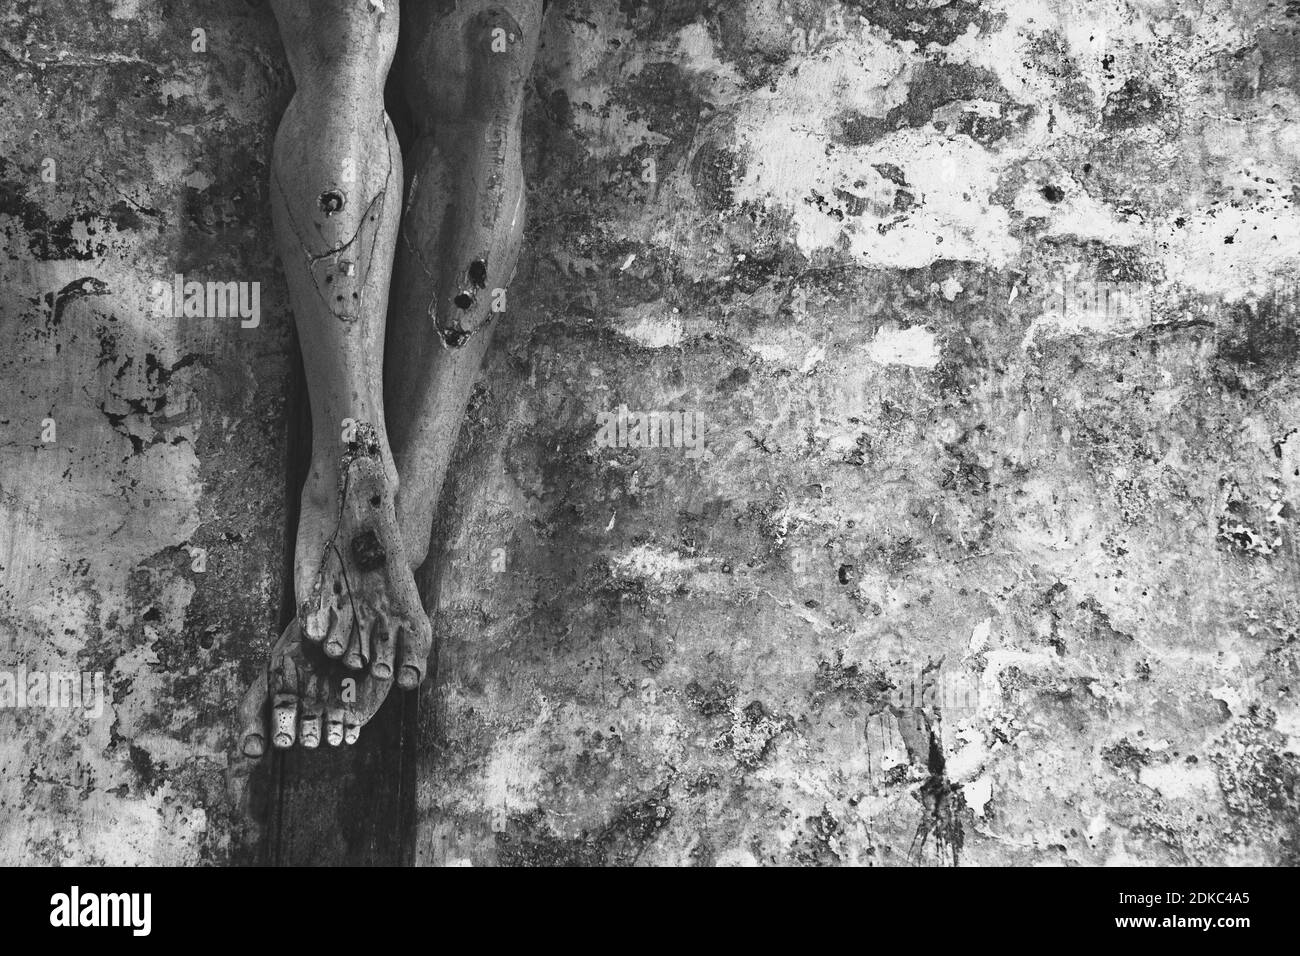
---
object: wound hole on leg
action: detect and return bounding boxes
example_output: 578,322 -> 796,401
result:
468,259 -> 488,288
319,190 -> 346,216
440,326 -> 471,348
454,292 -> 475,310
351,529 -> 387,572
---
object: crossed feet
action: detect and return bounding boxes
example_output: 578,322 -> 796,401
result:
239,433 -> 431,756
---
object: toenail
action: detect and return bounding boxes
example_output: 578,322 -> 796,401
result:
242,735 -> 265,758
372,662 -> 392,680
351,529 -> 387,571
398,665 -> 421,689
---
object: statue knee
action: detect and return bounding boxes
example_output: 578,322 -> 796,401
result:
465,7 -> 536,112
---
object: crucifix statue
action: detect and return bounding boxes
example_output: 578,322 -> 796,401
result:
238,0 -> 543,754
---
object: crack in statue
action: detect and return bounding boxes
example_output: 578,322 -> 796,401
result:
239,0 -> 543,755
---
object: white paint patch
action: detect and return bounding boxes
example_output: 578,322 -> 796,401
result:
1013,179 -> 1146,247
946,740 -> 987,782
850,130 -> 1019,268
864,325 -> 940,368
1139,762 -> 1220,801
963,776 -> 993,816
482,732 -> 545,814
1212,685 -> 1242,716
1160,203 -> 1300,301
616,312 -> 684,349
1275,706 -> 1300,751
969,618 -> 992,653
1281,431 -> 1300,510
800,345 -> 827,374
609,545 -> 699,590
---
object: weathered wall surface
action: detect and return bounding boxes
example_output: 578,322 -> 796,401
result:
418,0 -> 1300,865
1,0 -> 1298,867
0,0 -> 289,864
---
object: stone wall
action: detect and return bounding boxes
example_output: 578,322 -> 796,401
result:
1,0 -> 1297,866
0,0 -> 288,864
417,0 -> 1300,866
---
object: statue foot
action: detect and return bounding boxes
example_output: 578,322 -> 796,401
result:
239,619 -> 393,755
296,439 -> 432,689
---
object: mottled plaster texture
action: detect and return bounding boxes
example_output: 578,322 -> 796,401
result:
2,0 -> 1299,866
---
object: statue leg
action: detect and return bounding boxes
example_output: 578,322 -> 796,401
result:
242,0 -> 430,754
385,0 -> 543,582
240,0 -> 543,755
